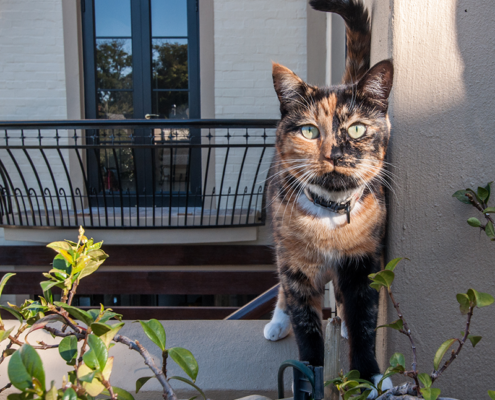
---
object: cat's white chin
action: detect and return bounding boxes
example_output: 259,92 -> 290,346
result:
264,307 -> 291,341
367,374 -> 393,399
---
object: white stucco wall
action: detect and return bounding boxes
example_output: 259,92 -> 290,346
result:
366,0 -> 495,398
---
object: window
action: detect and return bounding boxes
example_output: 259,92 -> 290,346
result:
81,0 -> 201,207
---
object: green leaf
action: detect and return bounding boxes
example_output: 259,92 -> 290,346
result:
456,293 -> 471,315
90,322 -> 112,337
485,221 -> 495,238
168,347 -> 199,382
389,352 -> 406,370
418,373 -> 432,388
8,344 -> 45,392
488,390 -> 495,400
0,273 -> 16,299
109,387 -> 134,400
453,190 -> 472,204
54,302 -> 93,326
468,334 -> 482,347
467,289 -> 494,308
369,282 -> 383,292
376,319 -> 403,331
0,305 -> 23,324
0,326 -> 15,343
485,182 -> 493,203
59,335 -> 78,365
79,371 -> 96,383
45,382 -> 58,400
25,314 -> 66,342
84,334 -> 108,371
346,370 -> 361,380
169,376 -> 206,400
385,257 -> 407,271
420,387 -> 441,400
478,187 -> 489,202
138,319 -> 166,351
370,270 -> 395,289
52,254 -> 72,274
99,310 -> 123,323
40,281 -> 60,293
136,376 -> 155,394
484,207 -> 495,213
433,339 -> 457,370
62,387 -> 77,400
467,217 -> 481,227
99,322 -> 124,349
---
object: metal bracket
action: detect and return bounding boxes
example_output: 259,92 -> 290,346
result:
278,360 -> 324,400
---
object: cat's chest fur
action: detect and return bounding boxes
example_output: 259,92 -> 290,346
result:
271,183 -> 385,263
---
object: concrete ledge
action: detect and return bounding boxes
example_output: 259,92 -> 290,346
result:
0,320 -> 298,399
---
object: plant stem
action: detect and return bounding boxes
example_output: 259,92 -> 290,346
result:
67,279 -> 80,307
388,288 -> 421,391
466,193 -> 495,226
114,334 -> 178,400
162,350 -> 168,378
100,376 -> 117,400
0,325 -> 27,365
0,382 -> 12,393
44,326 -> 84,340
431,306 -> 474,383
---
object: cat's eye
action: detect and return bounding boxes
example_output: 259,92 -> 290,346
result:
301,125 -> 320,140
347,124 -> 367,139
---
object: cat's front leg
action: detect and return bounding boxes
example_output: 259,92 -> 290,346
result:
281,264 -> 325,366
264,285 -> 292,341
336,254 -> 382,381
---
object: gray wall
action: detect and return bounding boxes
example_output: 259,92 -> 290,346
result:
370,0 -> 495,397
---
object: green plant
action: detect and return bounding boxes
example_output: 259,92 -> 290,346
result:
326,258 -> 494,400
453,181 -> 495,240
0,227 -> 204,400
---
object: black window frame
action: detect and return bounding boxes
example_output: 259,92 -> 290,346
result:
81,0 -> 201,208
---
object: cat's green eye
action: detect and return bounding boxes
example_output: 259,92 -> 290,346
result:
347,124 -> 367,139
301,125 -> 320,140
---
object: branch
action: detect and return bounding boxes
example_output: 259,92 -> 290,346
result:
465,192 -> 495,227
0,383 -> 12,394
114,334 -> 178,400
388,289 -> 421,391
67,279 -> 80,307
52,309 -> 83,334
44,326 -> 85,340
0,324 -> 28,365
431,306 -> 474,383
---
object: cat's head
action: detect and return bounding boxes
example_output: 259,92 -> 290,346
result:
272,60 -> 393,195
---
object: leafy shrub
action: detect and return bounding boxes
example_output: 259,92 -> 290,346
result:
0,227 -> 203,400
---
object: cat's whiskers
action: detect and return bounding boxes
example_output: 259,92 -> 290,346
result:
285,169 -> 317,224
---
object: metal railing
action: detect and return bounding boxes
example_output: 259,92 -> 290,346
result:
0,119 -> 277,229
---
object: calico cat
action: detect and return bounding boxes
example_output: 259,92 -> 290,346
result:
263,0 -> 394,395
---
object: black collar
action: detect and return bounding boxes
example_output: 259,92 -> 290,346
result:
304,187 -> 364,224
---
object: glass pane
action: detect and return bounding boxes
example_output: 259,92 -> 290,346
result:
152,91 -> 189,119
152,39 -> 188,89
96,39 -> 133,89
97,90 -> 134,119
95,0 -> 132,37
151,0 -> 188,37
155,147 -> 190,192
99,145 -> 135,192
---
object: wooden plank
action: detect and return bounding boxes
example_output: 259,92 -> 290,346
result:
0,245 -> 274,266
1,270 -> 279,295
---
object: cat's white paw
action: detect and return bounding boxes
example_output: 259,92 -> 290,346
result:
341,319 -> 349,339
367,374 -> 393,399
264,308 -> 291,341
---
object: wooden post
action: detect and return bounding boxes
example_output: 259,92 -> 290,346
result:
324,317 -> 341,400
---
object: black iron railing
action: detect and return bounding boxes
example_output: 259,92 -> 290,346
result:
0,119 -> 277,229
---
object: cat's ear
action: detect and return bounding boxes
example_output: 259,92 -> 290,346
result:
272,62 -> 309,114
357,59 -> 394,108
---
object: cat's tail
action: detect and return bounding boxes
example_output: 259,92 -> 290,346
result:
309,0 -> 371,85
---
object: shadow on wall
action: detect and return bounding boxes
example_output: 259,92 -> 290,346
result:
385,0 -> 495,398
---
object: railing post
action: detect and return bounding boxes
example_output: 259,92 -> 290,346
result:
324,317 -> 341,400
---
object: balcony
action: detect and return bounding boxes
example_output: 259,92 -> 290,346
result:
0,119 -> 277,229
